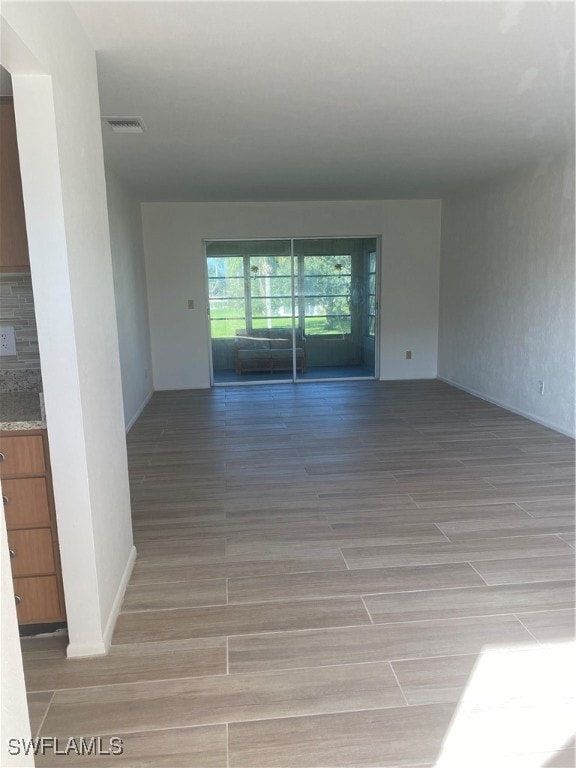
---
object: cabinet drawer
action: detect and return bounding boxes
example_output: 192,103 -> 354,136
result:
0,435 -> 45,477
13,575 -> 63,624
2,477 -> 51,528
7,528 -> 55,577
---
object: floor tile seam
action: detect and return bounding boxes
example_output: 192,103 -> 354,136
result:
360,607 -> 576,627
512,614 -> 546,646
387,662 -> 410,707
432,524 -> 452,542
28,647 -> 548,687
225,581 -> 532,606
463,575 -> 575,587
121,600 -> 231,614
340,550 -> 352,571
323,512 -> 544,527
465,479 -> 576,490
106,608 -> 575,645
416,530 -> 576,543
41,702 -> 416,738
465,561 -> 490,586
116,580 -> 539,614
117,595 -> 372,617
225,642 -> 544,675
248,556 -> 572,581
41,721 -> 228,740
128,564 -> 351,586
226,721 -> 230,768
127,576 -> 229,588
409,496 -> 574,509
228,560 -> 504,584
24,673 -> 246,695
324,521 -> 460,534
340,532 -> 574,551
34,658 -> 451,697
223,536 -> 453,552
34,691 -> 56,738
514,501 -> 546,518
360,596 -> 374,625
112,618 -> 374,646
384,644 -> 540,665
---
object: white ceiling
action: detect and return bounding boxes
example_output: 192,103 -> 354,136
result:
71,1 -> 574,202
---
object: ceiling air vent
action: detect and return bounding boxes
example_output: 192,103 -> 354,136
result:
102,117 -> 145,134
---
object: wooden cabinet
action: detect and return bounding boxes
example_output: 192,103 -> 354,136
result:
12,576 -> 62,624
0,435 -> 45,475
0,97 -> 30,271
0,431 -> 66,625
8,529 -> 56,576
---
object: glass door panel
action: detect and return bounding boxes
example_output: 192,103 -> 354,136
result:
206,240 -> 293,383
294,238 -> 377,380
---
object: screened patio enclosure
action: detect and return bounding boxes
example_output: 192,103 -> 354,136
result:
206,238 -> 378,384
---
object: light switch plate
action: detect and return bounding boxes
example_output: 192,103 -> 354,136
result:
0,326 -> 17,356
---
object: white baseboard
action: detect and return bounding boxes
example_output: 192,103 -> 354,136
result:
438,376 -> 575,438
152,384 -> 211,391
101,545 -> 137,651
66,545 -> 137,659
66,640 -> 107,658
125,390 -> 153,433
379,375 -> 438,382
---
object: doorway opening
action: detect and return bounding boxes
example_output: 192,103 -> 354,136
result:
206,237 -> 379,384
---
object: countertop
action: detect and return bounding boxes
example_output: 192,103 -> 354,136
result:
0,392 -> 46,431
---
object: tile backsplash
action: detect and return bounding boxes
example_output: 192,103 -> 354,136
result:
0,272 -> 43,392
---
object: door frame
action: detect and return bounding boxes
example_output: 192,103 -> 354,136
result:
203,235 -> 382,386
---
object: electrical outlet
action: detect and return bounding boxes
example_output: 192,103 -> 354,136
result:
144,368 -> 149,380
405,351 -> 412,360
0,327 -> 16,356
538,380 -> 545,395
188,300 -> 195,310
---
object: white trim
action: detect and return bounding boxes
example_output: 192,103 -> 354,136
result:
153,384 -> 210,391
66,545 -> 137,659
438,376 -> 575,438
66,640 -> 107,658
125,390 -> 153,433
101,545 -> 137,650
203,235 -> 380,243
374,235 -> 382,380
214,377 -> 377,387
379,374 -> 439,382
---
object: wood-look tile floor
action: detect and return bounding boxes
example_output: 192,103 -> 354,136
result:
23,381 -> 575,767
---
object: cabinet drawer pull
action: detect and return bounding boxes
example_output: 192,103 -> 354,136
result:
14,594 -> 21,605
9,548 -> 15,558
2,496 -> 8,505
0,452 -> 4,462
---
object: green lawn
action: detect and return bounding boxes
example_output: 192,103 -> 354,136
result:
209,311 -> 350,338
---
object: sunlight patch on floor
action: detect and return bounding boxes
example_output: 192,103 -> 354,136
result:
435,641 -> 575,768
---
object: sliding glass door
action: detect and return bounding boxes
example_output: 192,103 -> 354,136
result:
207,240 -> 294,383
206,237 -> 378,384
294,238 -> 376,380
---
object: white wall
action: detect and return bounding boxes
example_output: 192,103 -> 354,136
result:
438,152 -> 575,436
142,200 -> 442,389
106,169 -> 153,430
1,509 -> 32,767
1,3 -> 135,656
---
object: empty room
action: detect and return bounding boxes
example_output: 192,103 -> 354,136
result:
0,1 -> 574,767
